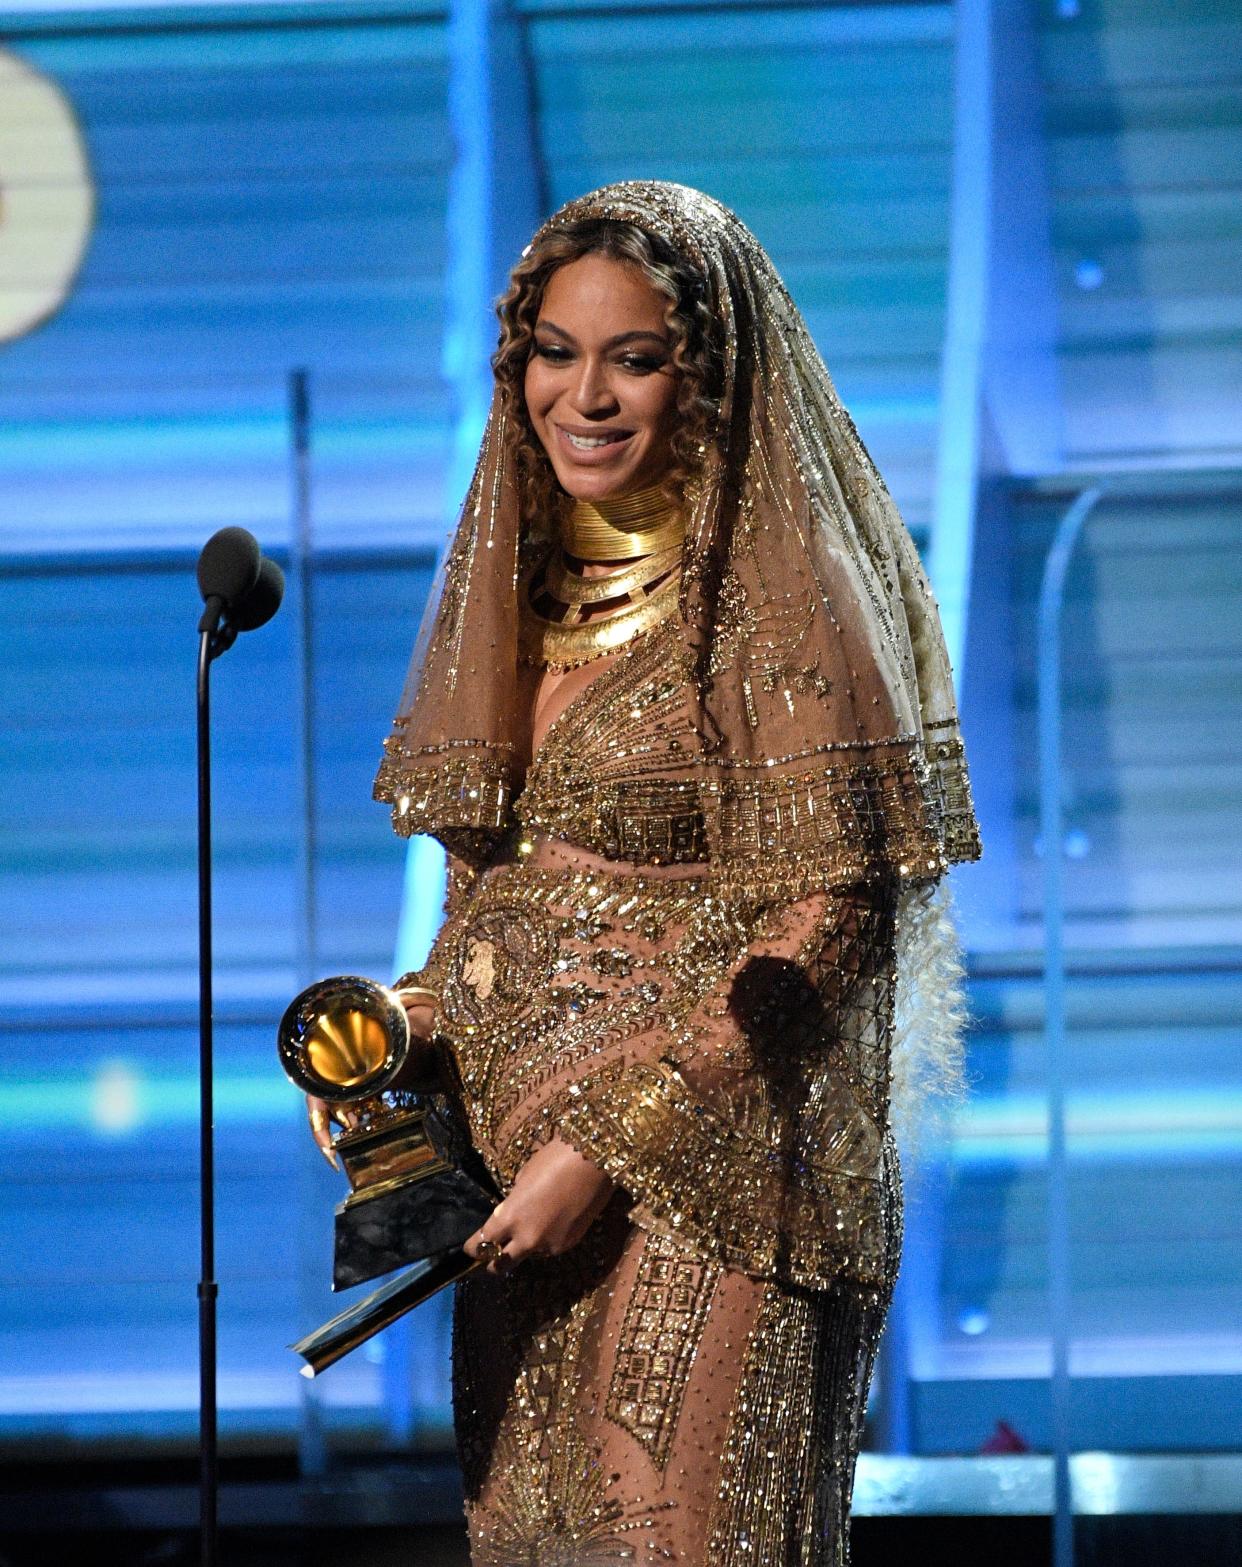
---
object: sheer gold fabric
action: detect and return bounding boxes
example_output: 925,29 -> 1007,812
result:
373,181 -> 980,895
408,638 -> 904,1562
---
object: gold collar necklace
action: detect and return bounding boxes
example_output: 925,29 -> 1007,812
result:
520,570 -> 680,672
561,482 -> 684,561
520,484 -> 684,671
544,541 -> 682,606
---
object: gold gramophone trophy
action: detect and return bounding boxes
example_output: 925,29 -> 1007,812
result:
277,975 -> 497,1373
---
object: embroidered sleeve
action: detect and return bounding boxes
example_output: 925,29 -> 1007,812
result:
555,883 -> 901,1290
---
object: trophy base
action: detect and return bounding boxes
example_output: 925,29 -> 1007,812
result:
333,1163 -> 496,1288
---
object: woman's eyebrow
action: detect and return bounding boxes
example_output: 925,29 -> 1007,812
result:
534,319 -> 671,349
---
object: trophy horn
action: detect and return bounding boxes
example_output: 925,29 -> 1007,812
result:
277,975 -> 410,1103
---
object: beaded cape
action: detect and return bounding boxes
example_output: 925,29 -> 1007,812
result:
373,180 -> 981,896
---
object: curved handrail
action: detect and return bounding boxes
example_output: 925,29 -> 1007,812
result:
1036,484 -> 1105,1567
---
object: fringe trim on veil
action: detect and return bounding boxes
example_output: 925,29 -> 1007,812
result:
890,878 -> 970,1162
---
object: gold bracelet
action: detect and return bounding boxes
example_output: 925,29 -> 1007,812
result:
394,983 -> 439,1010
393,983 -> 441,1048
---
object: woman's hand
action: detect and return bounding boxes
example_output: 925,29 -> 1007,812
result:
304,990 -> 443,1166
464,1137 -> 616,1275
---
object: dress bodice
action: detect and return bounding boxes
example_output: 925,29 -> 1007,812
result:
515,615 -> 711,866
377,582 -> 978,897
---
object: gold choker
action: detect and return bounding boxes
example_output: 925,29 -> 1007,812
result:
544,542 -> 682,606
562,483 -> 684,561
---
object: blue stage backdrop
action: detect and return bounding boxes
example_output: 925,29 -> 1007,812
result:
1,0 -> 1240,1458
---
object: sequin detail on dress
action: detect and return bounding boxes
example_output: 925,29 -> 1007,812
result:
606,1231 -> 721,1471
432,858 -> 902,1558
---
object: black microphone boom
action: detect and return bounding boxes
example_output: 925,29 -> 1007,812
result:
193,530 -> 284,1567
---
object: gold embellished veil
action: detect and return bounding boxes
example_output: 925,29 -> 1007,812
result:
374,180 -> 981,902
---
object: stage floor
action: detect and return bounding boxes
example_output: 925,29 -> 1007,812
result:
3,1452 -> 1241,1567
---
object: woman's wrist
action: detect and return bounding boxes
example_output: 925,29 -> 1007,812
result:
387,1032 -> 447,1093
393,977 -> 439,1037
389,978 -> 448,1091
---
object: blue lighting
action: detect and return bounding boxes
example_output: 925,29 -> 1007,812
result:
2,1067 -> 292,1135
1075,258 -> 1105,291
951,1090 -> 1242,1167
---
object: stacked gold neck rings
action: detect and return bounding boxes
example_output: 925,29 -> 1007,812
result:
560,483 -> 684,561
521,483 -> 684,671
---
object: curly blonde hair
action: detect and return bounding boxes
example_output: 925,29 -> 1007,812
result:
491,218 -> 724,531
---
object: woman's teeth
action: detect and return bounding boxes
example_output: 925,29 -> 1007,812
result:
565,431 -> 625,450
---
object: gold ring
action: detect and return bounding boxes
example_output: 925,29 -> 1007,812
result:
476,1238 -> 504,1263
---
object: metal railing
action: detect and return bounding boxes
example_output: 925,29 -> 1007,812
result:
1036,484 -> 1105,1567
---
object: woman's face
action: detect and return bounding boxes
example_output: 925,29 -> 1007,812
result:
523,253 -> 679,503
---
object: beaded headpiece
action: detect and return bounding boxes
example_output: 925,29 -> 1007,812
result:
374,181 -> 980,895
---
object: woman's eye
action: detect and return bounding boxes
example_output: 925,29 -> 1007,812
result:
534,342 -> 571,363
620,355 -> 666,374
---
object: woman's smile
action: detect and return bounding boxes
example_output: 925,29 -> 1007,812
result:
555,423 -> 635,459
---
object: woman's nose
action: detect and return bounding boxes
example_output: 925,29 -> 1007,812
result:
569,355 -> 617,415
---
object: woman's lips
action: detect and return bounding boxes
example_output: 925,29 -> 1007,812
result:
554,425 -> 634,463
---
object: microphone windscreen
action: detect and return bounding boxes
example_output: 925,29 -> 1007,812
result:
197,527 -> 261,608
232,556 -> 285,632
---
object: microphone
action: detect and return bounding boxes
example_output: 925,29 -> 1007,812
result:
232,557 -> 285,632
190,522 -> 285,1562
197,526 -> 261,617
196,527 -> 283,646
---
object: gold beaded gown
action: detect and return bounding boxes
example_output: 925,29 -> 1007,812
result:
372,181 -> 981,1565
403,608 -> 941,1565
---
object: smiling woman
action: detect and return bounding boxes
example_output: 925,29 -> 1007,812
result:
523,254 -> 680,498
363,180 -> 980,1565
494,216 -> 720,531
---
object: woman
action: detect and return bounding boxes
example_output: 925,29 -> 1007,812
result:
315,181 -> 980,1564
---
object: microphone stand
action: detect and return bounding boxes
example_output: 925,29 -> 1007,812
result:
192,533 -> 283,1567
196,597 -> 232,1567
